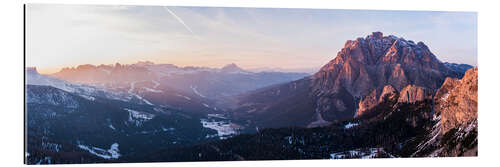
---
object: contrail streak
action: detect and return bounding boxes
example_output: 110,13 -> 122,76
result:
164,7 -> 199,39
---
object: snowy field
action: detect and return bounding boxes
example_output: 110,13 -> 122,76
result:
330,148 -> 396,159
200,118 -> 238,139
77,143 -> 121,159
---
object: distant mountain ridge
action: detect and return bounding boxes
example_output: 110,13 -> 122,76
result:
443,62 -> 474,75
51,62 -> 309,99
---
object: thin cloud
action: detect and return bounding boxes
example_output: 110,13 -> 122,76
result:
164,7 -> 200,40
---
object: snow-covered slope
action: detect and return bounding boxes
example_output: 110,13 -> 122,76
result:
26,67 -> 131,102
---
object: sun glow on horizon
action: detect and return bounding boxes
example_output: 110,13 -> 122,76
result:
26,4 -> 477,75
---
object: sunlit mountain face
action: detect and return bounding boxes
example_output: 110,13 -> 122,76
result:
25,33 -> 476,164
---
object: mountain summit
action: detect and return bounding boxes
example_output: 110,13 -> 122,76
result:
221,63 -> 245,73
233,32 -> 471,128
312,31 -> 462,95
310,32 -> 466,122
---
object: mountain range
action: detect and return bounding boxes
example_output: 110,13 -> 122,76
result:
230,32 -> 472,129
25,32 -> 476,164
51,62 -> 309,100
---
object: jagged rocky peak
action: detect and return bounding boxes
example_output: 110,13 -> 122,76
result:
26,67 -> 39,75
312,31 -> 454,98
397,85 -> 433,104
307,32 -> 463,122
134,61 -> 155,66
379,85 -> 398,102
436,67 -> 478,134
221,63 -> 244,72
52,61 -> 153,84
331,31 -> 437,68
434,77 -> 460,102
76,64 -> 98,70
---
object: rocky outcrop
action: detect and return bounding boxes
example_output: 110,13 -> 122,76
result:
412,67 -> 478,157
220,63 -> 245,73
379,85 -> 398,102
356,84 -> 431,117
356,85 -> 398,117
397,85 -> 432,104
436,67 -> 478,134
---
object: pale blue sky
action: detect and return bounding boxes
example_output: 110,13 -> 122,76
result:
26,4 -> 477,74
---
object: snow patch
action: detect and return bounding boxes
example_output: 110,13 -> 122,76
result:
202,103 -> 210,108
330,148 -> 395,159
152,80 -> 160,89
42,142 -> 61,152
162,127 -> 175,131
125,108 -> 155,126
200,119 -> 237,139
78,143 -> 121,159
344,122 -> 359,129
176,94 -> 191,100
190,85 -> 206,98
441,93 -> 450,101
108,124 -> 116,130
144,87 -> 162,93
207,114 -> 227,119
128,82 -> 154,105
36,157 -> 52,165
80,94 -> 96,101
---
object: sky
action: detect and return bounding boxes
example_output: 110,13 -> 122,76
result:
26,4 -> 477,74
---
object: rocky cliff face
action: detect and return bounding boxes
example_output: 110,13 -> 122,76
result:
234,32 -> 468,128
435,67 -> 478,134
356,85 -> 398,117
397,85 -> 433,104
356,84 -> 432,117
412,67 -> 478,157
310,32 -> 461,123
312,32 -> 460,95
